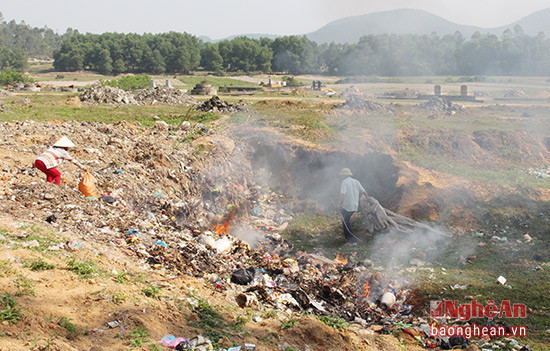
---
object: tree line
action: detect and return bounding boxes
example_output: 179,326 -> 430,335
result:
0,12 -> 75,59
0,12 -> 549,77
52,27 -> 550,76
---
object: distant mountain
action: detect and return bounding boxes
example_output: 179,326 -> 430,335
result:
306,8 -> 550,44
491,8 -> 550,37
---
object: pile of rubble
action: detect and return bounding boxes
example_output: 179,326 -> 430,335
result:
416,97 -> 464,114
79,86 -> 137,105
196,96 -> 247,113
135,87 -> 198,106
340,86 -> 364,97
334,94 -> 393,114
504,90 -> 527,98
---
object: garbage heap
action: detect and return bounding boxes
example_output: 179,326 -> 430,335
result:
134,87 -> 199,106
334,94 -> 393,115
196,96 -> 247,113
79,86 -> 137,105
416,97 -> 464,114
0,121 -> 535,351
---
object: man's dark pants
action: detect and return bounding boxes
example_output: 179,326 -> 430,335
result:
340,209 -> 356,242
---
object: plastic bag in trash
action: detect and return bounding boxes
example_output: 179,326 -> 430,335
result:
78,170 -> 97,198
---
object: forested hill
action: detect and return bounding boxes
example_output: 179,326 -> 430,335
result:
0,12 -> 76,59
307,8 -> 550,44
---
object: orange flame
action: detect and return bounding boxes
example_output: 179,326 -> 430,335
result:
363,280 -> 371,299
334,254 -> 348,265
215,221 -> 229,236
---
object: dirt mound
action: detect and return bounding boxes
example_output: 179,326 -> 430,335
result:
196,96 -> 247,112
335,95 -> 393,114
134,87 -> 198,106
59,96 -> 83,107
79,86 -> 137,105
416,97 -> 464,114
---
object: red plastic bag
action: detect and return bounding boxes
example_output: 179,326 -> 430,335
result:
78,170 -> 97,198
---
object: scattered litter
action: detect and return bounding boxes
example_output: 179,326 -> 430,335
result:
497,276 -> 507,285
450,284 -> 468,290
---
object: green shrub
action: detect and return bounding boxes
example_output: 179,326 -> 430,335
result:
0,70 -> 33,86
101,74 -> 151,90
282,76 -> 301,87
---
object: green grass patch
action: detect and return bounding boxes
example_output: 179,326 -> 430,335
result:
187,298 -> 245,348
25,258 -> 55,271
234,100 -> 335,142
66,259 -> 101,278
178,76 -> 258,88
14,276 -> 35,296
0,293 -> 22,324
126,328 -> 150,347
317,315 -> 348,329
114,272 -> 129,284
281,317 -> 297,330
0,260 -> 14,277
112,293 -> 127,305
58,317 -> 80,340
141,285 -> 161,299
0,93 -> 219,127
6,224 -> 62,251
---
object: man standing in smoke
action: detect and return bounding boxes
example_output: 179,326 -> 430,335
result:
338,168 -> 367,243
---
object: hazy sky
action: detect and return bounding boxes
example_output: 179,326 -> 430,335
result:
2,0 -> 549,39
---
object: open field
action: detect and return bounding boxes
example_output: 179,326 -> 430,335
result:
0,73 -> 548,350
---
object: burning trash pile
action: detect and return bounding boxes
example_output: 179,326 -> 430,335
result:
0,121 -> 538,351
417,97 -> 464,114
196,96 -> 247,113
334,94 -> 393,115
79,85 -> 138,105
134,87 -> 199,106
